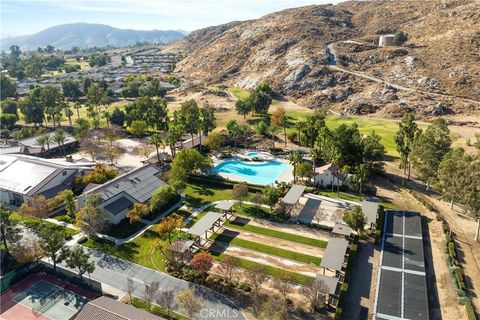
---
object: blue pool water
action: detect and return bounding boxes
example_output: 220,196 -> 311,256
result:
213,160 -> 291,185
245,152 -> 262,158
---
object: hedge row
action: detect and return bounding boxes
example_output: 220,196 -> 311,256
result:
375,205 -> 385,245
334,237 -> 359,320
465,300 -> 477,320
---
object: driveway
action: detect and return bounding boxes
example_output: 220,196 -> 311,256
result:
53,247 -> 245,320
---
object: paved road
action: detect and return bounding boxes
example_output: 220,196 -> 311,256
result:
341,240 -> 375,320
54,247 -> 245,320
325,42 -> 480,105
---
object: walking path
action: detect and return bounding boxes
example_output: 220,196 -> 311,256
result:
45,200 -> 183,246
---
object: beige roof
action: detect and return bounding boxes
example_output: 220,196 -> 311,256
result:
75,296 -> 165,320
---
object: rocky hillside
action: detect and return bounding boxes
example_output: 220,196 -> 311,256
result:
1,23 -> 185,51
170,0 -> 480,119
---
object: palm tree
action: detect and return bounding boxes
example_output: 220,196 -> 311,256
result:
52,129 -> 67,156
45,135 -> 52,151
310,148 -> 322,180
295,121 -> 305,147
270,126 -> 280,149
288,151 -> 303,182
74,102 -> 82,119
149,133 -> 163,167
36,136 -> 48,156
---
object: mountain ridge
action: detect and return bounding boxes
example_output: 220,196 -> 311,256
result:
170,1 -> 480,117
1,22 -> 185,50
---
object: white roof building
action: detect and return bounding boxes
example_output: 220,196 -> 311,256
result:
0,155 -> 94,206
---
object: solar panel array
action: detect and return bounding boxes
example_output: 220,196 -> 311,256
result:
94,165 -> 167,203
374,211 -> 429,320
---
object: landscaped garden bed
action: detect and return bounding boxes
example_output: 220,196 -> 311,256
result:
105,219 -> 146,239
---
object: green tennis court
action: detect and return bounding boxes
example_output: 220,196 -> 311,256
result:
12,280 -> 89,320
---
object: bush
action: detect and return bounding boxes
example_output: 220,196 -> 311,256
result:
149,186 -> 180,215
128,120 -> 148,137
448,241 -> 457,263
0,114 -> 18,129
334,307 -> 343,320
465,300 -> 476,320
238,282 -> 251,292
394,30 -> 408,46
287,131 -> 297,142
454,268 -> 466,291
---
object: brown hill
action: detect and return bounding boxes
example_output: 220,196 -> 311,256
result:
170,0 -> 480,119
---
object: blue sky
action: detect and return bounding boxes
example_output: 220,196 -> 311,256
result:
1,0 -> 341,38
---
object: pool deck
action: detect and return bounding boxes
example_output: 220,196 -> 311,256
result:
211,152 -> 294,186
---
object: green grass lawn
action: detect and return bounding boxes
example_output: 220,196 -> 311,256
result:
131,297 -> 188,320
183,178 -> 263,208
317,191 -> 363,203
233,203 -> 273,219
227,87 -> 250,100
224,219 -> 328,248
283,111 -> 431,158
105,219 -> 146,239
211,232 -> 322,265
212,253 -> 314,285
83,228 -> 188,271
9,212 -> 78,236
52,213 -> 76,224
183,181 -> 235,207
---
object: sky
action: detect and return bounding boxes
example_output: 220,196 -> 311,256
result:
1,0 -> 342,38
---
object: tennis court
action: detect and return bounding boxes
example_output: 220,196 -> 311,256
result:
0,273 -> 96,320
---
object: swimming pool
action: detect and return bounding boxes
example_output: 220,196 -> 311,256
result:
245,152 -> 262,158
213,160 -> 292,185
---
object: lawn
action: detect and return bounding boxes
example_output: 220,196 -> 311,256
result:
52,213 -> 76,224
283,111 -> 431,158
211,232 -> 322,265
183,178 -> 263,208
83,228 -> 189,271
212,253 -> 314,285
9,212 -> 78,237
317,191 -> 363,203
233,203 -> 272,220
227,87 -> 250,100
224,219 -> 328,248
131,297 -> 188,320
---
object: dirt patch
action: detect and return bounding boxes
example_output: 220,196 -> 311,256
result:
225,228 -> 325,257
210,242 -> 323,278
244,217 -> 331,242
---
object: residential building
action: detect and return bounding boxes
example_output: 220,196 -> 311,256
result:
314,163 -> 347,188
78,165 -> 167,224
0,155 -> 95,206
75,296 -> 165,320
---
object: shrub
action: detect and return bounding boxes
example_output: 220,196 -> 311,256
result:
149,186 -> 180,214
454,268 -> 466,291
394,30 -> 408,46
0,114 -> 18,129
128,120 -> 148,137
448,241 -> 457,263
287,131 -> 297,143
465,300 -> 476,320
334,307 -> 343,320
